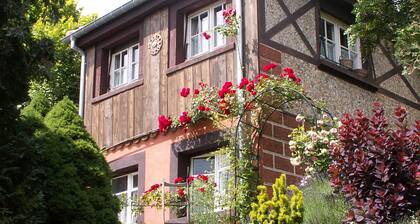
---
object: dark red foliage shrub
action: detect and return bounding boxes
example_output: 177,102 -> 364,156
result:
328,103 -> 419,223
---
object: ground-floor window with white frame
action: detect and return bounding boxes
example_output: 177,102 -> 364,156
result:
112,172 -> 138,224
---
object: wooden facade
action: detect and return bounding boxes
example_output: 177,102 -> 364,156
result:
81,7 -> 237,149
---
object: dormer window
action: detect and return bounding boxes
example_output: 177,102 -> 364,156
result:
320,13 -> 361,69
187,2 -> 226,58
110,44 -> 139,89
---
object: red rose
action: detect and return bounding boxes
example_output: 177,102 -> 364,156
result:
158,115 -> 172,132
198,105 -> 206,111
205,107 -> 210,111
239,77 -> 249,89
254,73 -> 269,82
174,177 -> 184,183
218,81 -> 235,98
197,174 -> 209,182
194,89 -> 200,95
179,112 -> 191,126
246,81 -> 255,93
180,87 -> 190,97
281,67 -> 301,85
177,188 -> 185,197
187,176 -> 194,184
263,63 -> 277,72
199,187 -> 205,193
145,183 -> 161,194
202,32 -> 211,40
223,81 -> 233,89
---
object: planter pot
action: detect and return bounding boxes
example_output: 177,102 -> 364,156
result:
339,58 -> 353,69
354,69 -> 368,78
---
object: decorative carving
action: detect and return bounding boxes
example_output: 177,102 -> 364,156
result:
148,33 -> 162,56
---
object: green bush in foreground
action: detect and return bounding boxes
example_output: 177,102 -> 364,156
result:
250,174 -> 304,224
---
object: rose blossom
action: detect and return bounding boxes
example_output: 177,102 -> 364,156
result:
180,87 -> 190,97
187,176 -> 194,184
158,115 -> 172,132
320,148 -> 328,154
290,157 -> 301,166
194,89 -> 200,95
202,32 -> 211,40
263,63 -> 277,72
174,177 -> 184,183
295,114 -> 305,122
179,112 -> 191,126
305,143 -> 314,150
330,128 -> 337,134
199,187 -> 205,193
177,188 -> 185,197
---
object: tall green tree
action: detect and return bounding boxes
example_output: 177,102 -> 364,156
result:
348,0 -> 420,75
32,0 -> 96,103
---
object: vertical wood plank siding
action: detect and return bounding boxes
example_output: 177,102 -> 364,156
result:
82,8 -> 237,149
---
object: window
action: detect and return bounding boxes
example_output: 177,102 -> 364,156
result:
187,2 -> 226,58
320,13 -> 361,69
190,153 -> 230,206
112,172 -> 138,224
110,44 -> 139,89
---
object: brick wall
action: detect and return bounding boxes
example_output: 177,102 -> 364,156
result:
258,43 -> 305,187
258,111 -> 305,187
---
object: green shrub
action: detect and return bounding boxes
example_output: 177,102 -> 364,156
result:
250,174 -> 304,224
302,177 -> 349,224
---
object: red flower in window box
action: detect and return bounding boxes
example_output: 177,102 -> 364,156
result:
263,63 -> 277,72
202,32 -> 211,40
180,87 -> 190,97
177,188 -> 185,197
145,183 -> 161,194
158,115 -> 172,132
281,67 -> 302,85
179,112 -> 191,126
239,77 -> 249,89
186,176 -> 194,184
254,73 -> 269,82
197,174 -> 209,183
194,88 -> 200,95
174,177 -> 184,183
199,187 -> 205,193
198,105 -> 206,111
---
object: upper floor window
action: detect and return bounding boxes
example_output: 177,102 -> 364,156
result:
111,44 -> 139,89
112,172 -> 138,224
320,14 -> 361,69
187,2 -> 226,58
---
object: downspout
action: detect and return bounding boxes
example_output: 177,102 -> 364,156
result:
70,36 -> 86,118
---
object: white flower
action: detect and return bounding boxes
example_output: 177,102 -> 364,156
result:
295,114 -> 305,123
333,117 -> 338,121
304,150 -> 311,156
308,131 -> 319,141
305,143 -> 314,150
320,130 -> 329,137
322,138 -> 329,144
338,121 -> 342,127
290,145 -> 296,150
317,120 -> 324,125
289,140 -> 296,147
320,148 -> 328,154
330,128 -> 337,134
322,114 -> 329,120
329,140 -> 339,147
306,167 -> 314,173
290,157 -> 301,166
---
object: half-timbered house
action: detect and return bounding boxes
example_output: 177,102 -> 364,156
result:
64,0 -> 419,223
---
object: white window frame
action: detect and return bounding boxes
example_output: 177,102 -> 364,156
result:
320,13 -> 362,69
112,172 -> 138,224
186,1 -> 226,58
110,43 -> 139,89
190,153 -> 230,211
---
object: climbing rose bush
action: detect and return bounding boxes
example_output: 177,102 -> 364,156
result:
328,103 -> 419,223
288,113 -> 339,176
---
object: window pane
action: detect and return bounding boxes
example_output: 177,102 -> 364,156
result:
217,170 -> 229,195
116,194 -> 128,223
341,47 -> 349,59
320,38 -> 326,58
214,6 -> 224,26
114,54 -> 120,69
122,51 -> 128,67
326,41 -> 335,60
191,16 -> 199,36
122,67 -> 128,84
350,51 -> 358,66
132,174 -> 138,188
131,63 -> 138,80
132,46 -> 139,63
200,12 -> 209,31
113,70 -> 121,87
191,36 -> 199,56
340,29 -> 348,47
112,176 -> 128,194
192,157 -> 214,175
320,19 -> 325,37
326,21 -> 334,40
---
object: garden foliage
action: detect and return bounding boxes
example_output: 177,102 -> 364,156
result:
328,104 -> 419,223
249,174 -> 304,224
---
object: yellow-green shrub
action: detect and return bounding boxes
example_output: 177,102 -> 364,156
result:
250,174 -> 304,224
